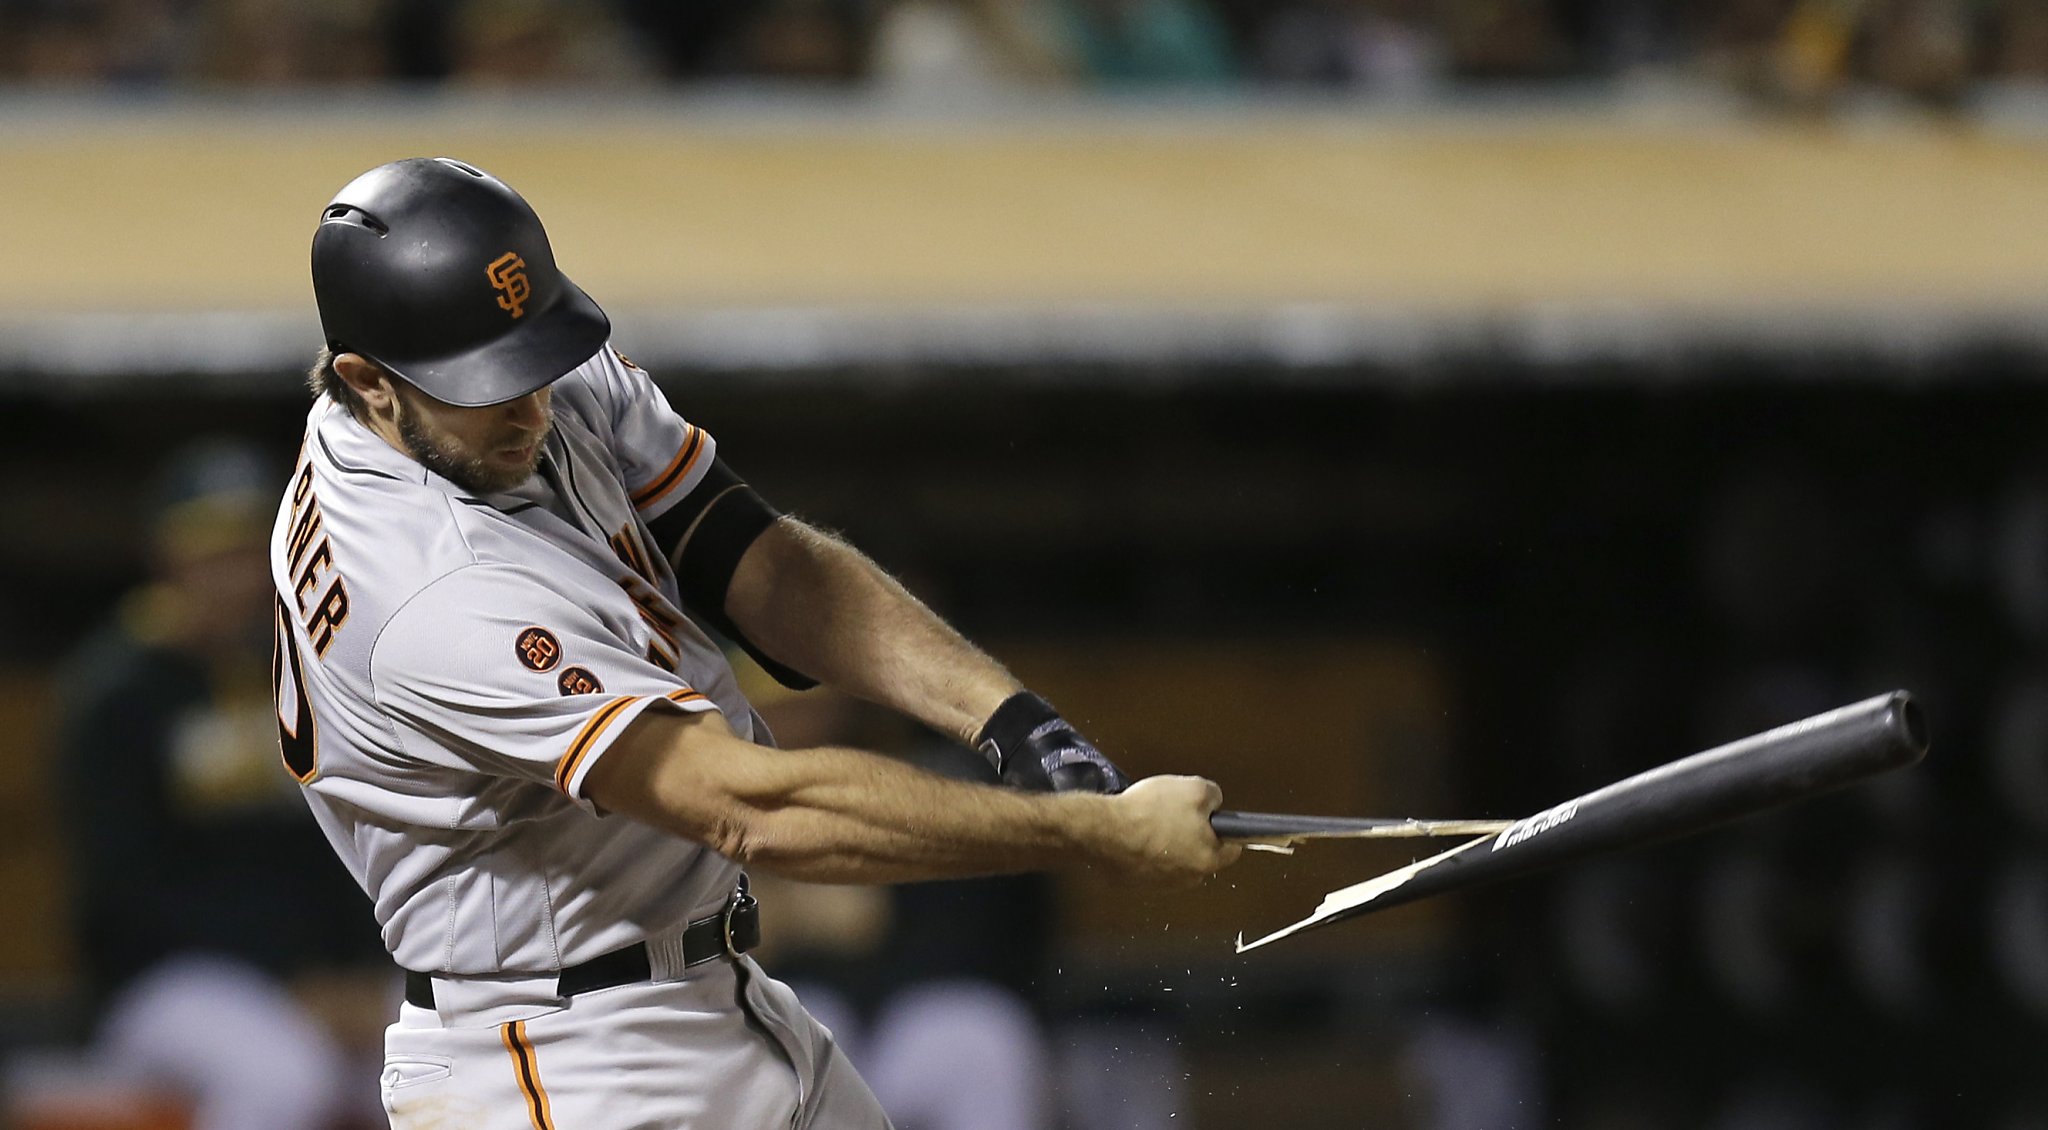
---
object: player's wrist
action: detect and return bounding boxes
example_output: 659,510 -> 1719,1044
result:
1037,788 -> 1126,868
973,691 -> 1058,779
974,690 -> 1131,794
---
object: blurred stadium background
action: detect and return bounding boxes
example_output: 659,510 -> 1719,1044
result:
5,1 -> 2048,1128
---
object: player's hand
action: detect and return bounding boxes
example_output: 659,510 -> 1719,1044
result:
1099,775 -> 1241,885
975,691 -> 1132,794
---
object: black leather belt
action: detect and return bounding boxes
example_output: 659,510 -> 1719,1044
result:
404,884 -> 760,1010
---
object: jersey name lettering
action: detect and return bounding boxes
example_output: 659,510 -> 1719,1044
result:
286,460 -> 351,657
611,524 -> 684,673
608,525 -> 661,588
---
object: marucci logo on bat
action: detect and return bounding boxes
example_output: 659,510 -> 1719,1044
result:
1492,801 -> 1579,851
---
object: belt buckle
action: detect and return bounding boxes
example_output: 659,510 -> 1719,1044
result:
720,885 -> 753,959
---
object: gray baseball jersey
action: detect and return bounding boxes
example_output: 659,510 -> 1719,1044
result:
271,345 -> 757,975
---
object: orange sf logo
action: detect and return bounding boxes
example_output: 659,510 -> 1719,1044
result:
488,251 -> 530,319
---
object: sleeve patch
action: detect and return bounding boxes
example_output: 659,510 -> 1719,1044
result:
557,666 -> 604,696
516,627 -> 563,672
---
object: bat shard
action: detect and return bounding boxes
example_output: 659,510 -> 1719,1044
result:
1226,817 -> 1514,848
1234,835 -> 1497,953
1228,691 -> 1928,955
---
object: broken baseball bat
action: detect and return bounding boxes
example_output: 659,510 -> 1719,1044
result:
1236,690 -> 1928,952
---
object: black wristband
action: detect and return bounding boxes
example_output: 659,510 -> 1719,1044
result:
974,691 -> 1129,793
974,691 -> 1062,780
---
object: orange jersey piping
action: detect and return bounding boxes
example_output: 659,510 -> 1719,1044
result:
554,695 -> 642,794
630,426 -> 706,511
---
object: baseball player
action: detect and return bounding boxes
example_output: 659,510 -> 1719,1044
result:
274,156 -> 1239,1129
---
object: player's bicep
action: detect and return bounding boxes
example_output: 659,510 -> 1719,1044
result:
651,472 -> 816,690
643,459 -> 781,608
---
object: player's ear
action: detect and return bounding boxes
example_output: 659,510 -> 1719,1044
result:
333,353 -> 399,414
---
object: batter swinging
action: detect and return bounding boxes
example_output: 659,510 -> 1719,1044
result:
271,157 -> 1237,1129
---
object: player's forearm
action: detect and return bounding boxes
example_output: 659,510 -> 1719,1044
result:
725,519 -> 1019,744
704,747 -> 1118,883
590,710 -> 1236,886
595,714 -> 1115,882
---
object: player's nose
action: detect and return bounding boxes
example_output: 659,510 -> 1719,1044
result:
503,390 -> 547,429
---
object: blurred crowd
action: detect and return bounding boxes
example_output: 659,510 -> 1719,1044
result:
3,0 -> 2046,109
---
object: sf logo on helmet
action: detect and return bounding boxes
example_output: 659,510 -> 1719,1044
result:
488,251 -> 531,319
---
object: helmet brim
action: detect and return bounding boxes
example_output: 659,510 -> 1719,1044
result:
362,275 -> 611,408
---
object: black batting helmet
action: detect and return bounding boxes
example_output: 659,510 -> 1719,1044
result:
311,157 -> 610,407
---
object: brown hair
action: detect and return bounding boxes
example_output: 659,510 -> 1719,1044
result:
308,345 -> 371,421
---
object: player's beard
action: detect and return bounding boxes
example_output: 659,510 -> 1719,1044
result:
394,398 -> 552,496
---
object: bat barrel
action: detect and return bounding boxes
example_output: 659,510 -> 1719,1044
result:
1345,690 -> 1928,917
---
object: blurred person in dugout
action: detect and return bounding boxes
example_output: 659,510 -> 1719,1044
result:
53,439 -> 392,1130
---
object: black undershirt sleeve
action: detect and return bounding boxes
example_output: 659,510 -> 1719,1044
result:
646,458 -> 819,690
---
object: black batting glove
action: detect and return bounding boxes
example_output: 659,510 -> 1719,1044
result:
974,691 -> 1131,794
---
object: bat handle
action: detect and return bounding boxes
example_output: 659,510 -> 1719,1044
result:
1210,810 -> 1281,839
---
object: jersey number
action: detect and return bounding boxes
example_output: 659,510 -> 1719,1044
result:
273,595 -> 319,783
